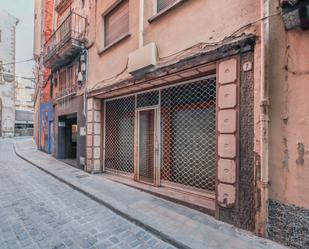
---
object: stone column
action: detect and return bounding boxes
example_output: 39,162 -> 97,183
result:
217,58 -> 239,208
86,97 -> 102,173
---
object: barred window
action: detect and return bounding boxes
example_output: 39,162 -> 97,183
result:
104,0 -> 129,46
105,96 -> 135,174
104,77 -> 217,191
157,0 -> 177,12
160,78 -> 217,191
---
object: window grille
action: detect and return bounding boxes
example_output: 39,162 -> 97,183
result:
104,0 -> 129,46
104,77 -> 217,191
137,91 -> 159,108
157,0 -> 177,12
160,78 -> 216,191
105,96 -> 135,174
139,109 -> 155,183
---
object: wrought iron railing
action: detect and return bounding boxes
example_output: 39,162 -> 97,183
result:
44,11 -> 86,62
55,84 -> 77,100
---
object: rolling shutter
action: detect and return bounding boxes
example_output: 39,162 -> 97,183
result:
105,0 -> 129,46
157,0 -> 177,12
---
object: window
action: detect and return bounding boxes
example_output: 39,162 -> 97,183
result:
157,0 -> 177,12
81,0 -> 85,8
59,70 -> 66,93
104,0 -> 129,46
58,65 -> 76,95
67,65 -> 76,90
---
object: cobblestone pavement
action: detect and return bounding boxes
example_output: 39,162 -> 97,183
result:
0,139 -> 175,249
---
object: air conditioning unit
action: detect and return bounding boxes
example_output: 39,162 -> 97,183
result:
128,42 -> 157,73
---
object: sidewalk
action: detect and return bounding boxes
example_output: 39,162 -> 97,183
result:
14,139 -> 287,249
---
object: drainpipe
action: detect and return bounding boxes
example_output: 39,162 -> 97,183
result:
83,48 -> 88,117
139,0 -> 144,48
259,0 -> 270,236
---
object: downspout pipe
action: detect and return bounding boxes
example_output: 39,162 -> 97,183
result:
259,0 -> 270,236
139,0 -> 144,49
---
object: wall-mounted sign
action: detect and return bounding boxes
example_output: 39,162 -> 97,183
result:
80,127 -> 86,136
242,61 -> 253,72
58,121 -> 66,127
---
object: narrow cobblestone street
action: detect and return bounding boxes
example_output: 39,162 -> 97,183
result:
0,138 -> 175,249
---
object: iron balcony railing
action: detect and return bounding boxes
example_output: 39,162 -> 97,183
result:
55,84 -> 77,100
44,11 -> 86,63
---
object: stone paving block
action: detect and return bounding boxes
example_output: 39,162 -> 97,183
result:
0,139 -> 175,249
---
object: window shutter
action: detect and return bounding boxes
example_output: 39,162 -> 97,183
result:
105,0 -> 129,46
157,0 -> 177,12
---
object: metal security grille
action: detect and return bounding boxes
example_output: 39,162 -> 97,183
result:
160,78 -> 216,191
137,91 -> 159,108
105,96 -> 135,173
139,109 -> 155,183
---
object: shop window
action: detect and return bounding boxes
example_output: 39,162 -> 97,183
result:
105,96 -> 135,174
104,77 -> 217,191
59,70 -> 66,93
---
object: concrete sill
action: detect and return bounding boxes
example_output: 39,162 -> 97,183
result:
148,0 -> 187,23
97,32 -> 131,55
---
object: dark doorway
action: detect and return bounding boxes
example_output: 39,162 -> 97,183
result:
58,113 -> 78,167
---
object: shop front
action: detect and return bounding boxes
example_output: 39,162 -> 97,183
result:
86,37 -> 257,230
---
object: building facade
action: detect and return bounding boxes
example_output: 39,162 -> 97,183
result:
33,0 -> 55,153
43,0 -> 89,168
86,0 -> 260,233
15,79 -> 35,136
0,9 -> 19,137
34,1 -> 309,248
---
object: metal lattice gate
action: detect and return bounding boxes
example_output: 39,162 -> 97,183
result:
104,76 -> 216,191
105,96 -> 135,174
160,78 -> 216,191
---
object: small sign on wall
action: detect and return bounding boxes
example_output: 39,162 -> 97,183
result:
80,157 -> 85,165
58,122 -> 66,127
242,61 -> 253,72
80,127 -> 86,136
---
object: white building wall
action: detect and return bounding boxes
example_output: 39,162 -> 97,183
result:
0,9 -> 19,137
15,80 -> 35,111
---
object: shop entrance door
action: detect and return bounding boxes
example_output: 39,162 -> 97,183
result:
137,108 -> 159,185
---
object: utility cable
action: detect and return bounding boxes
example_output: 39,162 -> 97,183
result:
0,58 -> 34,66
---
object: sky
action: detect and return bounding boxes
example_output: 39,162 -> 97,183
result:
0,0 -> 34,85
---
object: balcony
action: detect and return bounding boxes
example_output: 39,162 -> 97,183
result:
44,12 -> 86,70
55,84 -> 78,101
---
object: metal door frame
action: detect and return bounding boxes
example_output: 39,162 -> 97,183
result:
135,106 -> 160,186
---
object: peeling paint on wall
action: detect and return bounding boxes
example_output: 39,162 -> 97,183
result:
282,137 -> 289,169
296,142 -> 305,165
